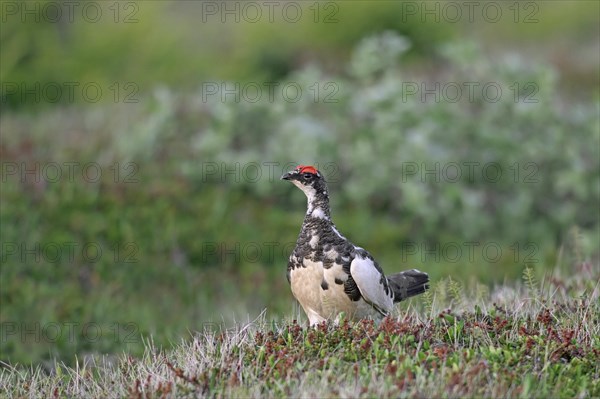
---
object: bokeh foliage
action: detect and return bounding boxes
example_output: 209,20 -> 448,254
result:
1,1 -> 456,107
2,1 -> 599,106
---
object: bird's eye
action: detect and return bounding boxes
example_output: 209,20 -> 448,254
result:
303,173 -> 313,179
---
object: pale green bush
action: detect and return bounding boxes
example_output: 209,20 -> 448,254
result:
183,32 -> 599,246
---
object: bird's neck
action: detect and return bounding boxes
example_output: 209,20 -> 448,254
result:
305,191 -> 331,222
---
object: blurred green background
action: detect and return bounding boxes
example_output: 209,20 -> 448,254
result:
1,1 -> 599,367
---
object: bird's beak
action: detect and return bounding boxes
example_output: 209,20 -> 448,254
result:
281,172 -> 293,180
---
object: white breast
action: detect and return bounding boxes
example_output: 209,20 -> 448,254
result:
289,258 -> 325,325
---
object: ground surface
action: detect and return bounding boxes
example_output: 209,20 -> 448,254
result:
1,267 -> 598,398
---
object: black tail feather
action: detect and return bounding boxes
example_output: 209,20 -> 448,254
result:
387,269 -> 430,303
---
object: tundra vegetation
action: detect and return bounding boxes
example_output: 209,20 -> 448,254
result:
1,266 -> 598,397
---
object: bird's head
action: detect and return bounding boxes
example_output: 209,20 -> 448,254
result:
281,165 -> 328,204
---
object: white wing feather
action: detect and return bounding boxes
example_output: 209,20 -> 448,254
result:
349,256 -> 393,315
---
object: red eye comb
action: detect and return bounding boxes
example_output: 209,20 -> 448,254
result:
296,165 -> 319,175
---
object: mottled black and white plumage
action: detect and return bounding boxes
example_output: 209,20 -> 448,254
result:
282,165 -> 429,325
